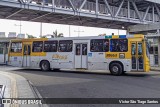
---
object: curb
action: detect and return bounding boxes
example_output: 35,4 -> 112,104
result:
27,80 -> 48,107
0,71 -> 47,107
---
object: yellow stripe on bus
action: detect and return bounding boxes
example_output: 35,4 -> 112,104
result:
112,35 -> 119,38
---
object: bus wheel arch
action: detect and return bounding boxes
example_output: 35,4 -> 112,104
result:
40,60 -> 50,71
109,61 -> 124,76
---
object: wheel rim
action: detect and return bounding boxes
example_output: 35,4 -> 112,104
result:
42,62 -> 47,70
112,66 -> 119,73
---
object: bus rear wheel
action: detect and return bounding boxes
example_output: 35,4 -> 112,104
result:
110,63 -> 123,76
40,61 -> 50,71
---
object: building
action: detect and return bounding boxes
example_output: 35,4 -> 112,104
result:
145,33 -> 160,67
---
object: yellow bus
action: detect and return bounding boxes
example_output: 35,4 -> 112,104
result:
8,34 -> 150,75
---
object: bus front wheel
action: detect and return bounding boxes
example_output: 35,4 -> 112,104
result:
110,63 -> 123,76
40,61 -> 50,71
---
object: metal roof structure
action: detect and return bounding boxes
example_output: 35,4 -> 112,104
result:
0,0 -> 160,30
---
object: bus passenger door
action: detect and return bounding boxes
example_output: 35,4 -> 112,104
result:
75,43 -> 88,69
131,42 -> 144,71
23,45 -> 31,67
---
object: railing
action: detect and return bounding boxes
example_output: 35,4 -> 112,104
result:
1,0 -> 160,23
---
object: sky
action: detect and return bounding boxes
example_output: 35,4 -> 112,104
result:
0,19 -> 126,38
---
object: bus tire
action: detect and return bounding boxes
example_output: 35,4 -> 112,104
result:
40,61 -> 50,71
110,63 -> 122,76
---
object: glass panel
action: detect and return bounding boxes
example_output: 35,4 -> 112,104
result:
149,46 -> 153,54
138,56 -> 143,69
11,42 -> 22,53
138,43 -> 143,55
82,44 -> 87,55
23,45 -> 27,55
146,42 -> 150,58
28,45 -> 31,55
76,44 -> 81,55
110,39 -> 128,52
132,57 -> 136,69
59,40 -> 73,52
44,41 -> 58,52
0,48 -> 3,54
90,39 -> 109,52
155,46 -> 158,54
131,43 -> 136,55
154,55 -> 158,65
32,41 -> 43,52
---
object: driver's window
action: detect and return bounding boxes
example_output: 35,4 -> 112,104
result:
138,43 -> 143,55
131,43 -> 136,55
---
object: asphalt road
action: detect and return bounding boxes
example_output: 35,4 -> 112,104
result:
2,65 -> 160,107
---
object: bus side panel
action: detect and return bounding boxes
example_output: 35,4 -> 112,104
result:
30,56 -> 40,68
55,52 -> 74,69
9,55 -> 23,67
38,52 -> 74,69
88,52 -> 108,70
106,59 -> 131,72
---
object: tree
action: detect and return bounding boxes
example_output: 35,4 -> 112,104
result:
26,34 -> 36,38
52,30 -> 64,38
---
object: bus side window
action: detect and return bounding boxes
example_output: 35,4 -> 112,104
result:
110,39 -> 128,52
59,40 -> 73,52
11,42 -> 22,53
32,41 -> 43,52
44,41 -> 58,52
90,39 -> 109,52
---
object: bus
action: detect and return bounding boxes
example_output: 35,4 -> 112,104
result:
8,34 -> 150,75
0,37 -> 13,64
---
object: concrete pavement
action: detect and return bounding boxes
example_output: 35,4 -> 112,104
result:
0,71 -> 46,107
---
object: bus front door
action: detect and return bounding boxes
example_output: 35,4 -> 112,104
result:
23,45 -> 31,67
75,43 -> 88,69
131,42 -> 144,71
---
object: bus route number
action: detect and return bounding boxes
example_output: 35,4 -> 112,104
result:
106,54 -> 117,58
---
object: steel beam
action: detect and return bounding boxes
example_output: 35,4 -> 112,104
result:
67,0 -> 76,12
27,0 -> 32,4
128,0 -> 130,18
5,9 -> 24,19
52,0 -> 55,8
131,1 -> 142,21
103,0 -> 113,16
79,0 -> 87,11
154,4 -> 160,19
115,0 -> 124,17
143,6 -> 150,21
96,0 -> 98,15
30,13 -> 51,21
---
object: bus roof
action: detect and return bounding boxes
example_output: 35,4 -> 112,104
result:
10,34 -> 144,42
